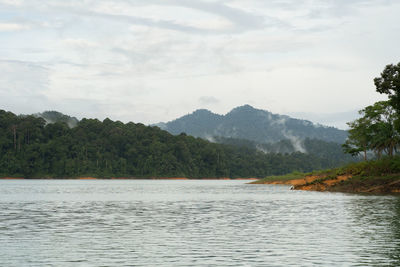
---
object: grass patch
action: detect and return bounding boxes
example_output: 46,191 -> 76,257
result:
252,156 -> 400,189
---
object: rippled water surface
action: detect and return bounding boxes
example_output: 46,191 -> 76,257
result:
1,180 -> 400,266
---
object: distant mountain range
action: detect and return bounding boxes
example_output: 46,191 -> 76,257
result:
0,108 -> 353,178
155,105 -> 348,144
14,107 -> 353,172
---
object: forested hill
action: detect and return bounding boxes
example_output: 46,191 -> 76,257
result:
0,109 -> 351,178
155,105 -> 348,144
34,111 -> 79,128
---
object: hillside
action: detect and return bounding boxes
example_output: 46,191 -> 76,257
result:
34,111 -> 79,128
214,136 -> 354,164
0,109 -> 348,179
156,105 -> 348,144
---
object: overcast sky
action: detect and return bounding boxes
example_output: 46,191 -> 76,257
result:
1,0 -> 399,129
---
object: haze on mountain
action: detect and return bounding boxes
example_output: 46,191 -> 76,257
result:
0,108 -> 352,178
33,111 -> 79,128
156,105 -> 348,145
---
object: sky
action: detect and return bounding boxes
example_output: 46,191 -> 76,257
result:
0,0 -> 399,129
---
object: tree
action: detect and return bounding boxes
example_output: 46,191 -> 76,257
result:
362,101 -> 399,157
343,101 -> 400,159
343,116 -> 371,160
0,108 -> 353,178
374,62 -> 400,113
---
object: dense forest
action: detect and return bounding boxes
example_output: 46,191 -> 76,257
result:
0,110 -> 353,178
213,136 -> 354,163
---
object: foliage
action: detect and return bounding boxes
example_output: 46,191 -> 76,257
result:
254,156 -> 400,186
215,136 -> 355,166
343,101 -> 400,159
374,62 -> 400,113
34,111 -> 79,128
342,156 -> 400,177
344,63 -> 400,159
0,109 -> 352,179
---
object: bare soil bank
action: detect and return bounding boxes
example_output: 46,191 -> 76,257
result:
255,175 -> 400,194
0,177 -> 258,180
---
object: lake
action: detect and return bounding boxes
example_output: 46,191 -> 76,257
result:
1,180 -> 400,266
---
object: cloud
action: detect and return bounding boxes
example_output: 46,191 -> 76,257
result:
288,110 -> 362,130
62,38 -> 99,49
1,0 -> 270,34
0,0 -> 23,6
159,0 -> 269,31
282,130 -> 307,153
0,60 -> 50,113
199,96 -> 220,105
0,23 -> 30,31
0,0 -> 399,128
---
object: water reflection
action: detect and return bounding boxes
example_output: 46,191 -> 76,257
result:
389,197 -> 400,265
346,195 -> 400,266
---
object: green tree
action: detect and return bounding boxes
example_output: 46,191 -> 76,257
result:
343,116 -> 371,160
363,101 -> 399,157
374,62 -> 400,113
343,101 -> 399,159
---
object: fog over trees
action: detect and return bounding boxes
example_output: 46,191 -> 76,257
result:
0,109 -> 353,178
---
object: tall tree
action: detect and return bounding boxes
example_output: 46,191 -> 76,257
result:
343,101 -> 399,159
362,101 -> 399,157
374,62 -> 400,113
343,116 -> 371,160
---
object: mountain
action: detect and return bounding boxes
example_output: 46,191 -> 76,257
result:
0,109 -> 348,178
34,111 -> 79,128
156,105 -> 348,144
213,136 -> 354,165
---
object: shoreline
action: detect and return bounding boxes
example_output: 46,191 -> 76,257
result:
0,177 -> 258,180
252,175 -> 400,194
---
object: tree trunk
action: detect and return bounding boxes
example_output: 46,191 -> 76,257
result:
389,142 -> 394,157
12,126 -> 16,150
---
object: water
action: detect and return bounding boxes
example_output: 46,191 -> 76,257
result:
1,180 -> 400,266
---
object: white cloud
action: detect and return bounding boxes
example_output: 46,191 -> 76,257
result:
0,23 -> 30,31
0,0 -> 399,128
0,0 -> 23,6
0,60 -> 50,113
62,38 -> 99,48
199,96 -> 220,105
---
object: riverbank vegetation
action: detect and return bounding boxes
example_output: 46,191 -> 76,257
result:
343,62 -> 400,160
251,156 -> 400,193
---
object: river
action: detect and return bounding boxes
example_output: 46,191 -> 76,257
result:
1,180 -> 399,266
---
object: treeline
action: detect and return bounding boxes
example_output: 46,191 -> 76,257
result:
214,136 -> 354,165
343,62 -> 400,160
0,109 -> 351,178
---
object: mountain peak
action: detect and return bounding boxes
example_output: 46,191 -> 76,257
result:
229,104 -> 257,113
159,105 -> 348,144
192,109 -> 213,115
